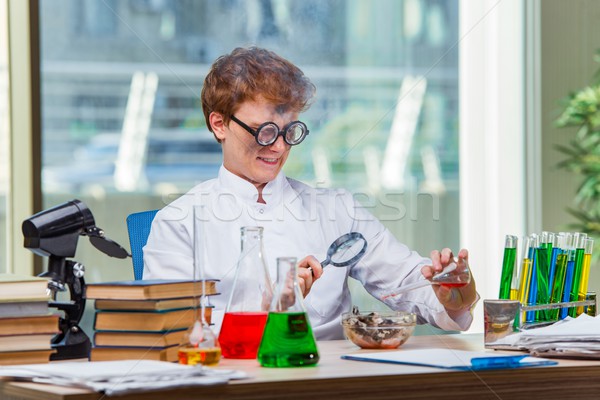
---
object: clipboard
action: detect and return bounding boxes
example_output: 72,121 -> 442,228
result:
341,348 -> 558,371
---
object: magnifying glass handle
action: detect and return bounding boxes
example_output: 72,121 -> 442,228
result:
308,259 -> 329,276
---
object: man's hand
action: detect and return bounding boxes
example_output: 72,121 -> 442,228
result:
297,255 -> 323,297
421,248 -> 477,316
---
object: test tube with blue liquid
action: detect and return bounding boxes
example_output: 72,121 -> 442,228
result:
560,233 -> 576,320
526,234 -> 539,322
534,232 -> 553,321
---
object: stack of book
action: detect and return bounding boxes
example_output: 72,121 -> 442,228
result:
0,274 -> 58,365
86,279 -> 218,362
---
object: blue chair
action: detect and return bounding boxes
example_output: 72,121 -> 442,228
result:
126,209 -> 159,280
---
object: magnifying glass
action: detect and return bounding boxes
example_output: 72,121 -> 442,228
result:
309,232 -> 368,275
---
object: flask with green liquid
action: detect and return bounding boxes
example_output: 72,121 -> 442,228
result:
257,257 -> 319,368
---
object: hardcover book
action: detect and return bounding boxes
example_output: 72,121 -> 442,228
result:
0,349 -> 55,366
94,296 -> 214,312
0,298 -> 49,318
0,274 -> 50,301
93,329 -> 187,348
0,333 -> 54,352
93,307 -> 212,332
0,314 -> 59,336
85,279 -> 218,300
90,345 -> 179,362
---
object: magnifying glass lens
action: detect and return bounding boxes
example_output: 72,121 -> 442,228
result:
330,238 -> 366,264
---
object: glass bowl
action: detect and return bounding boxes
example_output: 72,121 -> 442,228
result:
341,311 -> 416,349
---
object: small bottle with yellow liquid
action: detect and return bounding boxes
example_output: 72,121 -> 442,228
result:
178,317 -> 221,366
178,204 -> 221,366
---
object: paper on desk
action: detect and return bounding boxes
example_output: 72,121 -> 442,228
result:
488,314 -> 600,359
519,314 -> 600,341
341,348 -> 557,370
0,360 -> 247,396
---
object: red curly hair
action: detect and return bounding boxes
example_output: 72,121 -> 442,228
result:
201,47 -> 316,142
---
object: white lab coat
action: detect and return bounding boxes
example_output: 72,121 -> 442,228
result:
143,166 -> 474,339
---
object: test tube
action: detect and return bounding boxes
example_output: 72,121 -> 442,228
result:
517,236 -> 532,323
547,233 -> 562,295
548,234 -> 567,321
499,235 -> 518,300
509,243 -> 521,301
576,238 -> 594,316
544,232 -> 555,276
560,233 -> 575,320
526,234 -> 539,322
568,233 -> 586,317
535,234 -> 552,322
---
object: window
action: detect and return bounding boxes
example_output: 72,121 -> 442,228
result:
39,0 -> 461,312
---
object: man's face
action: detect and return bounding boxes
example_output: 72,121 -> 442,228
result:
213,97 -> 297,191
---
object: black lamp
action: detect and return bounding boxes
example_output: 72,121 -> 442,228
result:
22,199 -> 129,360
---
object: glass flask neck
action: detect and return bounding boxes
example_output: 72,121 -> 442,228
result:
270,257 -> 305,312
225,226 -> 272,312
240,226 -> 264,251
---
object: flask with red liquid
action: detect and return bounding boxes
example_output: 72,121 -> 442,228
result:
218,226 -> 273,359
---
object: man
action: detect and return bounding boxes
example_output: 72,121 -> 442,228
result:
143,46 -> 478,339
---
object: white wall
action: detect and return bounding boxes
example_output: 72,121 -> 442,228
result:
540,0 -> 600,295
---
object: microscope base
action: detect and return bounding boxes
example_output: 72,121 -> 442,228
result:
50,325 -> 91,361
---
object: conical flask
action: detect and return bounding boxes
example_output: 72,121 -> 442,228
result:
178,205 -> 221,366
219,226 -> 273,359
257,257 -> 319,367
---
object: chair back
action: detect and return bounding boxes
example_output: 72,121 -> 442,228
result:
126,209 -> 159,280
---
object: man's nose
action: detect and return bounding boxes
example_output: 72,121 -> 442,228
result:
268,134 -> 288,151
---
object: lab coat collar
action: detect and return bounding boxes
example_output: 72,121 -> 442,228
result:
217,165 -> 287,208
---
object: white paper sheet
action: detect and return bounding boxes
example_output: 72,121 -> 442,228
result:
0,360 -> 247,395
488,314 -> 600,359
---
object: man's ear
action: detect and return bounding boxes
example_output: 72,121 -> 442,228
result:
210,112 -> 227,141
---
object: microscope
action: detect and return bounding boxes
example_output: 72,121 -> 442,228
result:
22,199 -> 129,360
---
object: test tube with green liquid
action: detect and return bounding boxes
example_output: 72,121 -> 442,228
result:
535,232 -> 552,321
499,235 -> 518,299
544,232 -> 554,273
549,234 -> 568,321
547,233 -> 562,297
568,233 -> 587,317
576,238 -> 594,316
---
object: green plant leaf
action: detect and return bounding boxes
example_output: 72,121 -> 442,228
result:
555,50 -> 600,240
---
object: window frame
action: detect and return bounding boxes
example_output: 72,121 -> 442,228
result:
459,0 -> 529,331
4,0 -> 41,275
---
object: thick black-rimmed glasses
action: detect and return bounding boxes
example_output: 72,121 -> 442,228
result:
230,115 -> 309,146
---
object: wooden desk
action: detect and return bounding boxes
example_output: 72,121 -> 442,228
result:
2,333 -> 600,400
